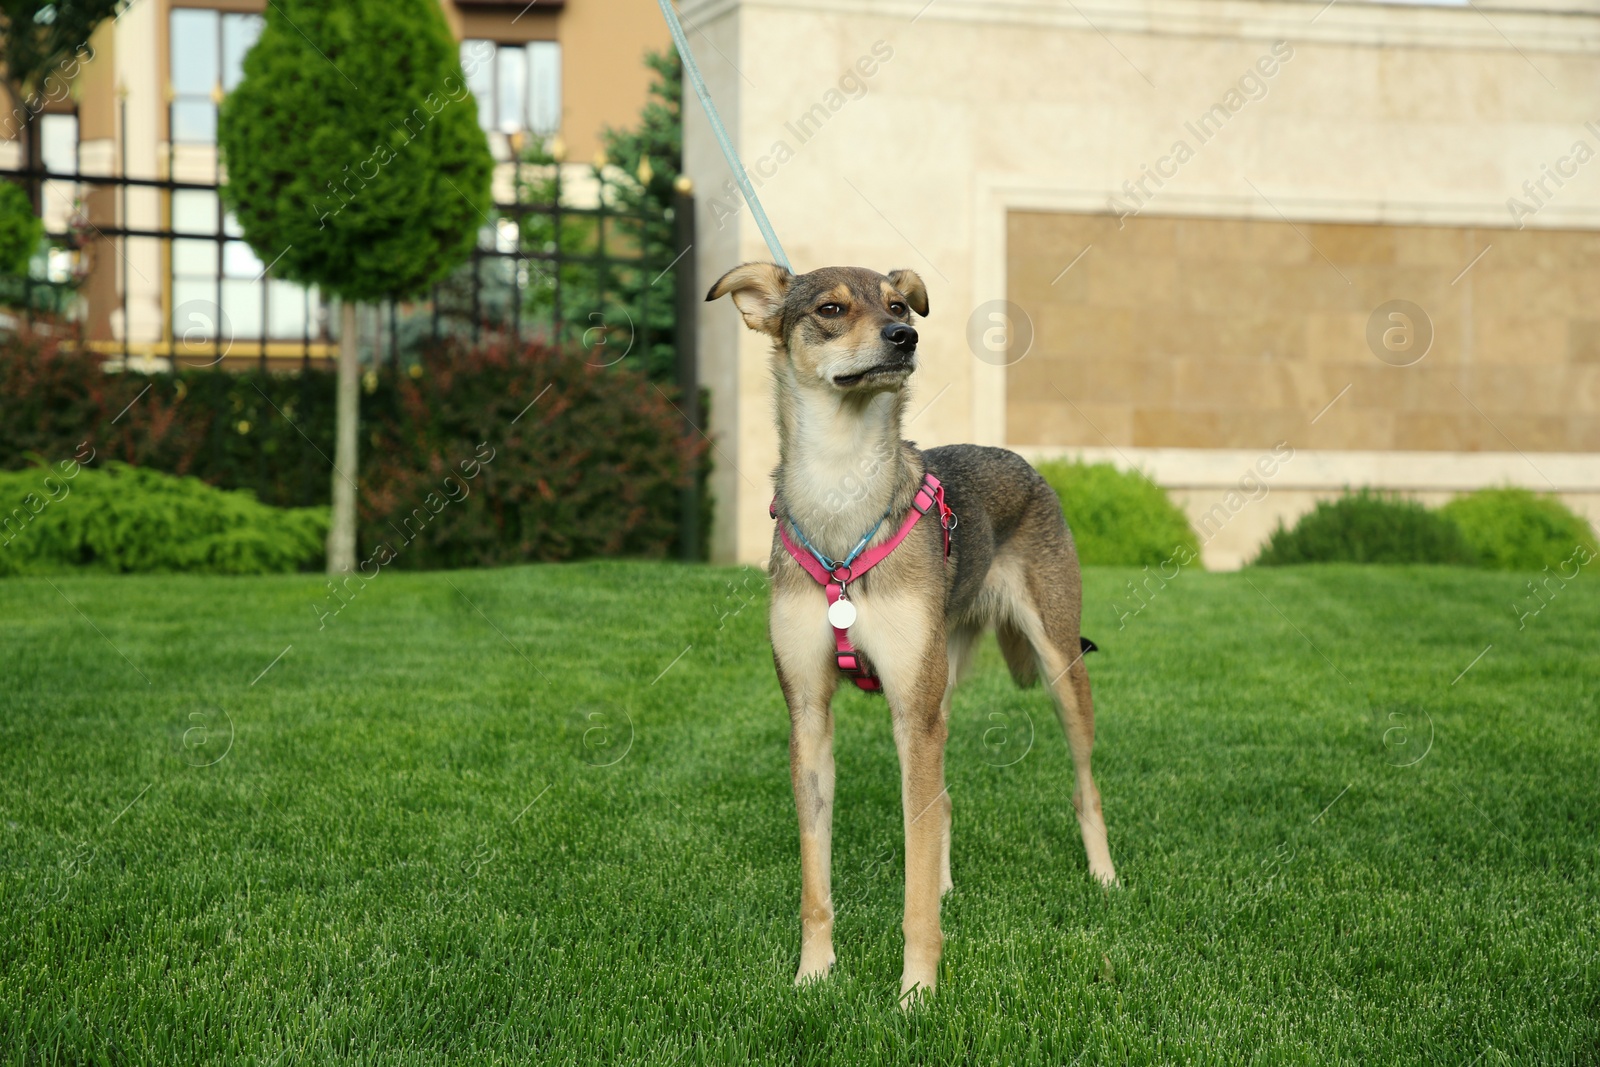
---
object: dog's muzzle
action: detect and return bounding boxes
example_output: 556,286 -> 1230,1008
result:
833,357 -> 915,387
833,324 -> 919,387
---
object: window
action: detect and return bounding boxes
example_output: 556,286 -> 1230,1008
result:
170,188 -> 320,341
461,40 -> 561,137
38,113 -> 77,175
529,42 -> 560,135
38,114 -> 78,279
169,9 -> 262,144
167,12 -> 318,347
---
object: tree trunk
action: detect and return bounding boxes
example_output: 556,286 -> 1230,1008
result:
326,300 -> 360,575
3,77 -> 42,216
23,113 -> 41,215
4,79 -> 43,214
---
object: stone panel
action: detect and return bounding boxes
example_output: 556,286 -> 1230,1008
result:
1008,212 -> 1600,454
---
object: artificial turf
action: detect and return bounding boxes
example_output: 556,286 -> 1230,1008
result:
1,561 -> 1596,1065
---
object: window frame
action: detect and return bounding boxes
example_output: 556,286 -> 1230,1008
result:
168,8 -> 262,146
461,38 -> 562,140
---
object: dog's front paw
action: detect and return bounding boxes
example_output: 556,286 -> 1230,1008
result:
898,963 -> 938,1007
897,976 -> 935,1008
795,946 -> 835,985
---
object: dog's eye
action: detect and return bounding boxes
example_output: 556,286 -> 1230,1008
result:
816,303 -> 844,318
889,302 -> 907,316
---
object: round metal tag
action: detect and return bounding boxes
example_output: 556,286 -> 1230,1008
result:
827,598 -> 858,628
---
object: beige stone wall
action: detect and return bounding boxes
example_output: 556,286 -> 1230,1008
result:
1007,210 -> 1600,568
682,0 -> 1600,564
1006,211 -> 1600,455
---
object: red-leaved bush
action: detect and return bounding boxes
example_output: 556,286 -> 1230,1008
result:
361,340 -> 705,567
2,327 -> 707,566
0,327 -> 248,479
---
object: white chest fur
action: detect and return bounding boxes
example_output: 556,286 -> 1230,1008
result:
779,389 -> 903,564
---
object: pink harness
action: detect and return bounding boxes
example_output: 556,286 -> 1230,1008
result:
771,472 -> 956,693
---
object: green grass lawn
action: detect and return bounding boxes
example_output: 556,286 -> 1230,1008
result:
2,562 -> 1596,1065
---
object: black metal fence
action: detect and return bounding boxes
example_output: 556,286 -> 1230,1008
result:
0,161 -> 694,382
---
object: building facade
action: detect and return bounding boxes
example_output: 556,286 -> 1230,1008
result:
682,0 -> 1600,566
0,0 -> 667,365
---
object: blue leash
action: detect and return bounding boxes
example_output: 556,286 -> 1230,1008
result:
655,0 -> 793,273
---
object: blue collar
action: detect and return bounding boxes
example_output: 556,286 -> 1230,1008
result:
784,506 -> 892,574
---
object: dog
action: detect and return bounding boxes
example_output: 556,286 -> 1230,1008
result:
707,262 -> 1116,1003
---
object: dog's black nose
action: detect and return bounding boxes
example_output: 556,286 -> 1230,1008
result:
882,323 -> 918,350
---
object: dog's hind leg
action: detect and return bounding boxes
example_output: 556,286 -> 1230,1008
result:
995,621 -> 1039,688
1006,559 -> 1117,887
1048,647 -> 1116,885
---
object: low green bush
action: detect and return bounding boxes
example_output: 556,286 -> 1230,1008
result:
0,461 -> 326,576
1034,458 -> 1200,567
1253,489 -> 1477,566
1440,487 -> 1599,571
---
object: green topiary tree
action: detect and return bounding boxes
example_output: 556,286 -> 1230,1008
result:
218,0 -> 492,574
1440,487 -> 1600,571
0,180 -> 42,277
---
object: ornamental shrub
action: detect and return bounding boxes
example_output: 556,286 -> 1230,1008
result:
219,0 -> 495,573
0,461 -> 326,575
361,339 -> 706,567
218,0 -> 492,305
1440,487 -> 1599,571
1033,458 -> 1200,566
0,326 -> 122,464
1253,489 -> 1477,566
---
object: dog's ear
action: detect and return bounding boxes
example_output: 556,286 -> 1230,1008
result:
706,262 -> 793,337
887,269 -> 929,317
